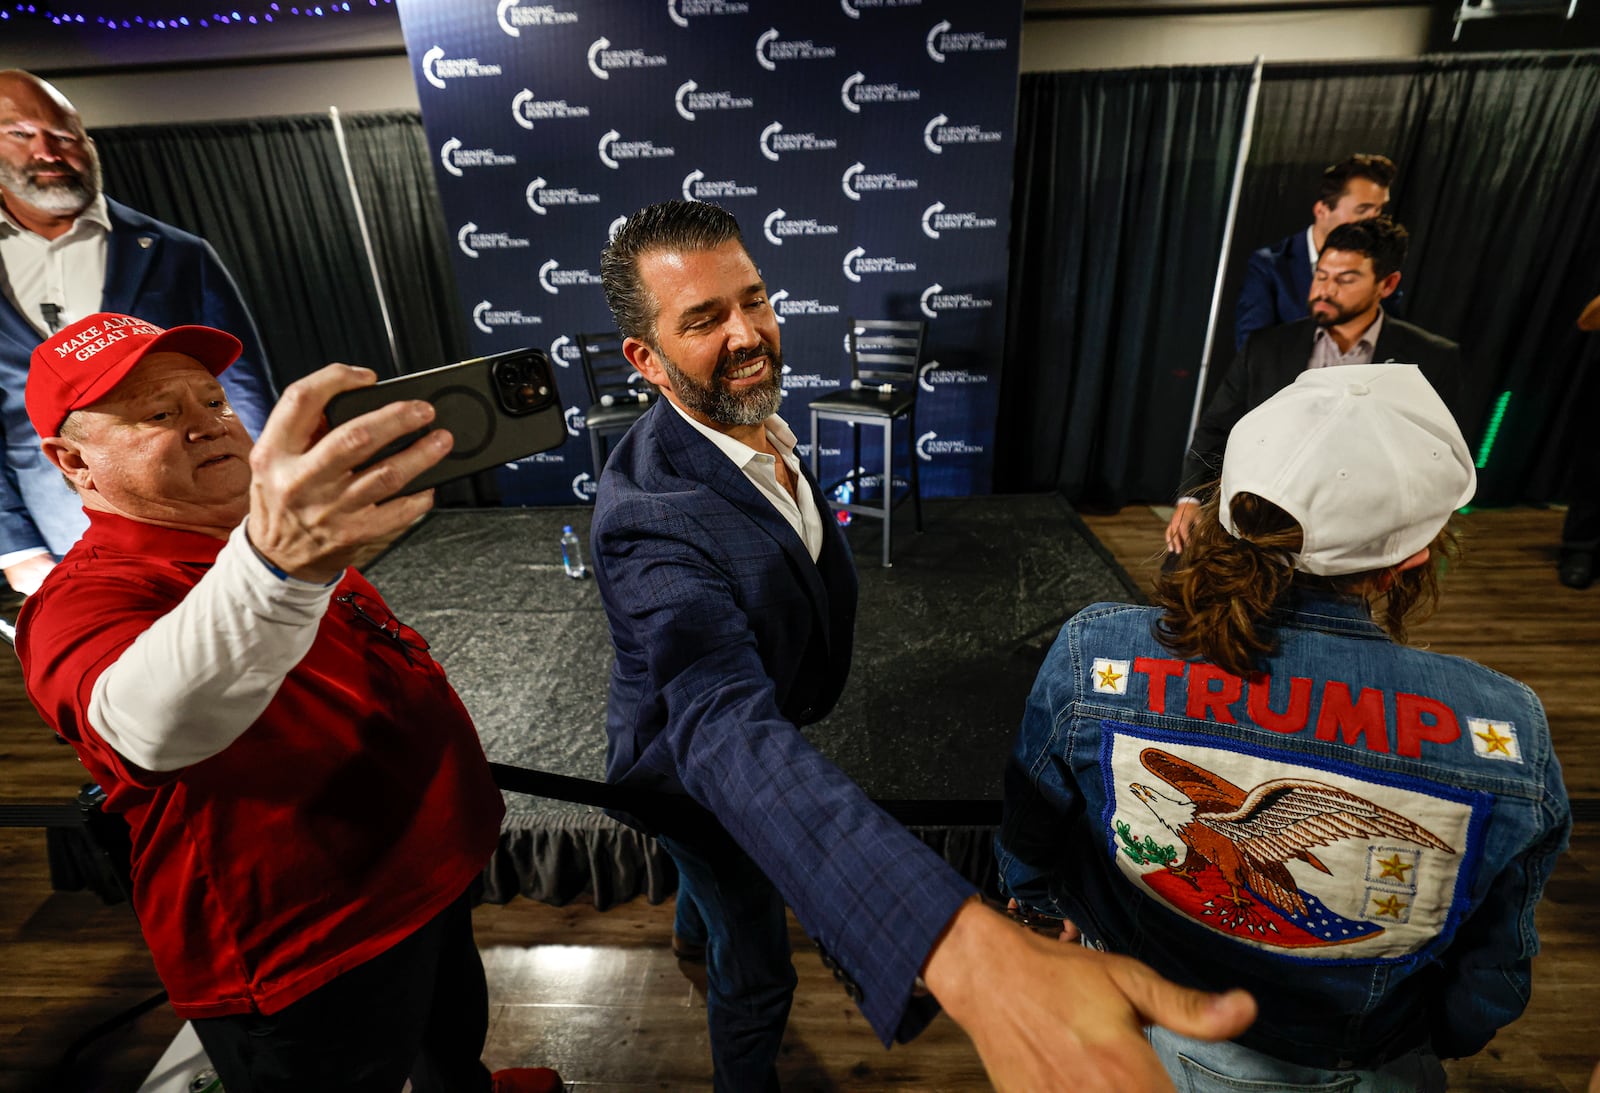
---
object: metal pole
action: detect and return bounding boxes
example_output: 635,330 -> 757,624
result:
329,105 -> 400,372
1185,54 -> 1265,452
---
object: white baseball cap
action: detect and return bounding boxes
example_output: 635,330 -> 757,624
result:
1220,364 -> 1475,576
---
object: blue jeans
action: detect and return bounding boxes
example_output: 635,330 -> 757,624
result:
659,833 -> 796,1093
1147,1026 -> 1447,1093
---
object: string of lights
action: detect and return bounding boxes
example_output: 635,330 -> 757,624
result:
0,0 -> 394,26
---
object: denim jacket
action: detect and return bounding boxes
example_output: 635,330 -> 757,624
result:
997,592 -> 1570,1069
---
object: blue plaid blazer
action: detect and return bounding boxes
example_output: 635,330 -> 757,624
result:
592,399 -> 975,1045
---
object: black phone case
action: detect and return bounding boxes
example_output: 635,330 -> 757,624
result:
323,348 -> 567,495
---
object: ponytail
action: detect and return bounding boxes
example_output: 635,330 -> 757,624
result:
1152,490 -> 1459,676
1152,492 -> 1300,677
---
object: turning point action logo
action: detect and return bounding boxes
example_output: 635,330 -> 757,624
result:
473,300 -> 542,335
675,80 -> 755,121
918,359 -> 990,392
458,223 -> 530,259
768,289 -> 840,324
549,335 -> 579,368
925,20 -> 1009,63
842,247 -> 916,284
763,209 -> 839,245
421,46 -> 502,89
600,129 -> 676,169
921,201 -> 998,239
669,0 -> 750,27
512,89 -> 591,130
601,128 -> 675,168
572,471 -> 599,502
496,0 -> 578,35
841,161 -> 918,201
526,177 -> 601,214
760,122 -> 838,162
588,37 -> 668,79
916,431 -> 983,462
840,71 -> 922,113
440,138 -> 515,178
755,27 -> 838,71
924,114 -> 1004,154
538,260 -> 603,295
920,283 -> 996,318
682,169 -> 758,202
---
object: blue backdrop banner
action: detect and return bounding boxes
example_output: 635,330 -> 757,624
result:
396,0 -> 1022,505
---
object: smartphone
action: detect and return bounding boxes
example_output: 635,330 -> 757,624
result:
324,348 -> 567,495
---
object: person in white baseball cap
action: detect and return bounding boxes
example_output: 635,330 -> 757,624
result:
999,362 -> 1569,1092
1185,360 -> 1478,666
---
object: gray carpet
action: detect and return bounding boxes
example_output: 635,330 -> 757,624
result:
364,494 -> 1140,906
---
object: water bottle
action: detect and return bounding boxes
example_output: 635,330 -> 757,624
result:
560,525 -> 588,579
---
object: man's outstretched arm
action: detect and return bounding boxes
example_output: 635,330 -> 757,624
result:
925,898 -> 1257,1092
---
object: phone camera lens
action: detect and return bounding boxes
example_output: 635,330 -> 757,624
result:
492,353 -> 553,415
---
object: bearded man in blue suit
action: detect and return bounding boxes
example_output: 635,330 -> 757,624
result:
591,200 -> 1256,1093
0,69 -> 274,593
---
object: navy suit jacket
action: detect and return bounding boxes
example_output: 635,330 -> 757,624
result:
592,400 -> 974,1045
1180,314 -> 1463,497
0,198 -> 277,557
1235,229 -> 1313,351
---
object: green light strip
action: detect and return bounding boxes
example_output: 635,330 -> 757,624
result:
1474,390 -> 1512,470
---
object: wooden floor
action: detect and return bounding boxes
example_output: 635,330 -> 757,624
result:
1,505 -> 1595,1092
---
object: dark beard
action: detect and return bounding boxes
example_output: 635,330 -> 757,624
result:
1311,299 -> 1365,328
660,343 -> 783,427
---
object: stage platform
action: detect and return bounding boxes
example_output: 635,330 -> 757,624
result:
364,493 -> 1141,907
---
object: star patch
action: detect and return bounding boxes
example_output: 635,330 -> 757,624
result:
1367,889 -> 1412,922
1366,846 -> 1419,888
1091,658 -> 1130,695
1466,718 -> 1522,763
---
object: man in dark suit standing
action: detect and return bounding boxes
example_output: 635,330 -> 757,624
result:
1169,215 -> 1460,554
592,200 -> 1255,1092
1234,153 -> 1396,351
0,69 -> 275,593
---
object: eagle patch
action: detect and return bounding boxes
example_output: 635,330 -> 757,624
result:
1101,723 -> 1485,961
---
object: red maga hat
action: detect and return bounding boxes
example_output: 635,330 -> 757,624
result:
27,312 -> 242,438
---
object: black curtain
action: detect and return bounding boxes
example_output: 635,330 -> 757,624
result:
996,66 -> 1254,506
337,111 -> 471,376
1210,50 -> 1600,506
92,116 -> 395,386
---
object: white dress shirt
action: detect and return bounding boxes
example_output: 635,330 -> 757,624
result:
0,192 -> 112,337
668,398 -> 825,562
